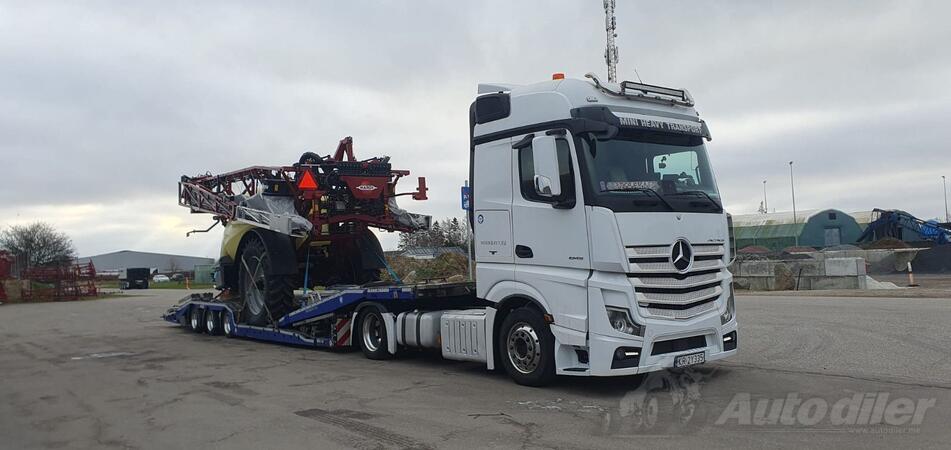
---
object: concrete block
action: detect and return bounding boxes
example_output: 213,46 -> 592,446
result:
741,261 -> 771,276
787,260 -> 822,276
773,263 -> 796,291
825,257 -> 866,276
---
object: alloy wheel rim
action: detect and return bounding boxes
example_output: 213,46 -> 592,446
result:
242,255 -> 266,316
362,314 -> 383,352
507,323 -> 541,374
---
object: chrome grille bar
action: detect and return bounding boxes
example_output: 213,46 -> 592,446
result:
625,242 -> 728,320
637,286 -> 721,306
643,301 -> 718,320
629,271 -> 721,290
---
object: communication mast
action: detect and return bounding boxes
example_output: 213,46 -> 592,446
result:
603,0 -> 619,82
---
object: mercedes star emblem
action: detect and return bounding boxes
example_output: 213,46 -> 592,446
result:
671,239 -> 693,273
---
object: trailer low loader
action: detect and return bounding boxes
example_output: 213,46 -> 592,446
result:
164,282 -> 499,362
165,72 -> 739,386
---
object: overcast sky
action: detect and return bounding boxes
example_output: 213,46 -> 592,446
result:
2,1 -> 949,258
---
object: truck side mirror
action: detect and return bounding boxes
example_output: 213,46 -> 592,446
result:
727,213 -> 736,265
531,136 -> 561,197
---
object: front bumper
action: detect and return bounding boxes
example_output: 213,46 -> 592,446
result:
583,318 -> 737,376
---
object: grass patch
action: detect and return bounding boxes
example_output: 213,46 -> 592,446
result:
149,281 -> 215,290
97,279 -> 120,289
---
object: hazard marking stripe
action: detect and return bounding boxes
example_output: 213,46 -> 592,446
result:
336,330 -> 351,347
335,317 -> 350,332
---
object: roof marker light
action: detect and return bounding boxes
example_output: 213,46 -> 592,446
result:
552,73 -> 565,80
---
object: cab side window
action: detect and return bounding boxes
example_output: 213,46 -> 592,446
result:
518,138 -> 575,206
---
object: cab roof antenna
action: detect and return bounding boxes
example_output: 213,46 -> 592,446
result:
603,0 -> 619,83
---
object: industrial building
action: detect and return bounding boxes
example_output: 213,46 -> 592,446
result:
732,209 -> 864,251
399,247 -> 467,260
76,250 -> 215,274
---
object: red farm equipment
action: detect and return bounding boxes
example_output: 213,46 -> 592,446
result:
177,137 -> 431,325
21,262 -> 98,301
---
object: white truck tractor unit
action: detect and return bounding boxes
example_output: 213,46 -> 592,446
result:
467,73 -> 736,384
166,73 -> 737,387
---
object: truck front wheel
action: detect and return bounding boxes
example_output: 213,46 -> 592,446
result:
499,308 -> 556,387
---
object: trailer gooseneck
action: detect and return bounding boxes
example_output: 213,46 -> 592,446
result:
166,73 -> 738,386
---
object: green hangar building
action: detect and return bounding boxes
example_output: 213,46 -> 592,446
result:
732,209 -> 864,252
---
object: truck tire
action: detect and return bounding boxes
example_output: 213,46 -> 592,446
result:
498,308 -> 556,387
205,310 -> 222,335
357,307 -> 392,360
188,306 -> 205,333
238,236 -> 296,326
223,313 -> 236,338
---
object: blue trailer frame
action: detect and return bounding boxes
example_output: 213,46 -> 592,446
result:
163,283 -> 479,349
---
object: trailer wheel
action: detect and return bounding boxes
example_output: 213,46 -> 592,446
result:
205,310 -> 223,335
223,313 -> 236,338
188,306 -> 205,333
499,308 -> 556,387
358,307 -> 391,360
239,235 -> 296,326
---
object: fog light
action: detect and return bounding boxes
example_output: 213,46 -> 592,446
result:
606,307 -> 643,336
723,330 -> 737,351
611,346 -> 641,369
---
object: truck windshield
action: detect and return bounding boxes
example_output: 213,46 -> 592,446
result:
577,129 -> 723,213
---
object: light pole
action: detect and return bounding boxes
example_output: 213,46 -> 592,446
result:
789,161 -> 798,246
943,175 -> 949,223
763,179 -> 768,213
789,161 -> 797,223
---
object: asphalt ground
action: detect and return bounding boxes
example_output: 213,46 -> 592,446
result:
2,290 -> 950,449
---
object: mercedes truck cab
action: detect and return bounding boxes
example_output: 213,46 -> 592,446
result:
470,73 -> 736,385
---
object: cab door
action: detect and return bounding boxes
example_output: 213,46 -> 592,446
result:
511,131 -> 590,332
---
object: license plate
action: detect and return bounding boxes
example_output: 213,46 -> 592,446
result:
674,351 -> 705,368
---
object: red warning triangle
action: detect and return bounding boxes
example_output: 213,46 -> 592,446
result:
298,170 -> 318,190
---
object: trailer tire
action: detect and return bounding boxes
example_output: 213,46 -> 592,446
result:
205,310 -> 223,335
239,235 -> 296,326
188,306 -> 205,333
498,308 -> 556,387
357,307 -> 392,360
223,313 -> 236,338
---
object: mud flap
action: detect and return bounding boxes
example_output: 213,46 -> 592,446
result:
382,312 -> 397,355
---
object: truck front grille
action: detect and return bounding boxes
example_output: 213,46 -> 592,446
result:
626,243 -> 727,320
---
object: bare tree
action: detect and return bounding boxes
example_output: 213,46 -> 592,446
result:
398,217 -> 471,250
167,257 -> 181,274
0,222 -> 77,268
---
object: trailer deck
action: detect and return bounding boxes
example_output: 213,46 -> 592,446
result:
163,282 -> 483,349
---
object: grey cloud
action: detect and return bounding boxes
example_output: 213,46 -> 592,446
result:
1,0 -> 949,256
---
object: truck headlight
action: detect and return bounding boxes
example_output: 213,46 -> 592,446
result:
606,307 -> 643,336
720,284 -> 735,325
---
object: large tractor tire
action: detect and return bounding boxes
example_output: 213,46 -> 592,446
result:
330,230 -> 384,285
238,233 -> 296,326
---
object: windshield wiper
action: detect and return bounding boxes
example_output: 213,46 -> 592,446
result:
668,190 -> 723,211
602,187 -> 675,211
